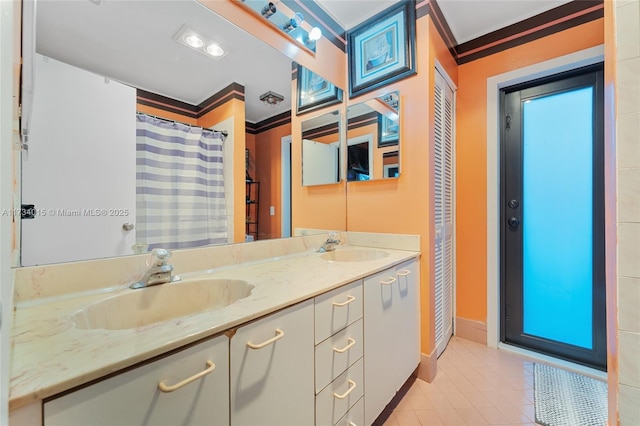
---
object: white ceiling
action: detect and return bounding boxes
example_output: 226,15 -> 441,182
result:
435,0 -> 573,44
35,0 -> 575,124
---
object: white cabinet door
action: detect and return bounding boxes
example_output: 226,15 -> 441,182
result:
230,299 -> 314,426
393,259 -> 420,390
44,334 -> 229,426
364,258 -> 420,425
364,267 -> 398,425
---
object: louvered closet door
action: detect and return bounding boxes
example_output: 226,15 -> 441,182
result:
434,69 -> 455,357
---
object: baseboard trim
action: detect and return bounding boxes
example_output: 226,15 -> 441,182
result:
455,317 -> 487,345
416,349 -> 437,383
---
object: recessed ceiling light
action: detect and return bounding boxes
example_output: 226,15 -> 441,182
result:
173,25 -> 229,60
206,43 -> 225,57
185,35 -> 204,48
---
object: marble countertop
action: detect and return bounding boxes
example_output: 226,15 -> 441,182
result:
10,245 -> 419,410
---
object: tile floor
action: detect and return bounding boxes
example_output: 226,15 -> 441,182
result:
376,337 -> 541,425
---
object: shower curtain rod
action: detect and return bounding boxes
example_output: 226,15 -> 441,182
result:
136,112 -> 228,138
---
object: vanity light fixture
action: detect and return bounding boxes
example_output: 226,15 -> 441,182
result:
282,12 -> 304,32
173,25 -> 229,60
260,91 -> 285,107
261,2 -> 277,18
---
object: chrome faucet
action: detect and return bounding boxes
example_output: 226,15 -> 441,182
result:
130,248 -> 180,289
318,233 -> 341,253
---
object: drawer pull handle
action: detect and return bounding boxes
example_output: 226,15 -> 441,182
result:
247,328 -> 285,349
349,423 -> 357,426
158,360 -> 215,393
333,338 -> 356,353
334,379 -> 357,399
333,295 -> 356,307
380,277 -> 397,285
397,269 -> 411,276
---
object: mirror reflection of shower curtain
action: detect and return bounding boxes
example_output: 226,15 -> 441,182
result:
136,113 -> 227,250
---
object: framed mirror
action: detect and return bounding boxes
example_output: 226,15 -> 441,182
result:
346,91 -> 400,182
301,110 -> 342,186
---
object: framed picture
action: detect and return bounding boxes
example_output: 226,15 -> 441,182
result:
378,115 -> 399,147
296,65 -> 343,115
347,1 -> 416,98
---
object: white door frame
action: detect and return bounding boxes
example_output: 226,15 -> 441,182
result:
485,46 -> 604,348
281,135 -> 292,238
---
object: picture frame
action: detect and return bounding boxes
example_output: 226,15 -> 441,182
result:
296,65 -> 343,115
347,1 -> 416,98
378,115 -> 399,147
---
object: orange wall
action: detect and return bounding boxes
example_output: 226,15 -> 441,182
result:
292,100 -> 348,233
455,19 -> 605,323
345,16 -> 458,356
199,98 -> 247,243
136,104 -> 197,125
254,122 -> 292,240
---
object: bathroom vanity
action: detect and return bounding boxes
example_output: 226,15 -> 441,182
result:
9,232 -> 420,425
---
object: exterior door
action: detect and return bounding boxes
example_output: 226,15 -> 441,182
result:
500,64 -> 606,370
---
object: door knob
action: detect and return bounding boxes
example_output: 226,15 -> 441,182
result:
508,217 -> 520,228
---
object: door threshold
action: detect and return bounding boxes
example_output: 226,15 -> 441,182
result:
497,342 -> 607,382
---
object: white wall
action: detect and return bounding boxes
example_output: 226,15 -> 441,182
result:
0,1 -> 18,422
614,1 -> 640,423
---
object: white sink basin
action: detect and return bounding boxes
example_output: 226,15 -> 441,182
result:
320,248 -> 389,262
72,278 -> 254,330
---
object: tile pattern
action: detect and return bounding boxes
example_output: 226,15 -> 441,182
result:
615,0 -> 640,423
376,337 -> 540,425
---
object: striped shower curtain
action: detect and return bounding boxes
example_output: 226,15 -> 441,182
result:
136,113 -> 227,250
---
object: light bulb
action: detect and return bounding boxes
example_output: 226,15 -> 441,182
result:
283,12 -> 304,32
185,34 -> 204,48
206,43 -> 225,57
308,27 -> 322,41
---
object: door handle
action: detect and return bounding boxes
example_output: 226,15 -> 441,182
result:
508,217 -> 520,228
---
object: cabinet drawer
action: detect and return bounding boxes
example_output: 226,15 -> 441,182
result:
315,358 -> 364,426
315,319 -> 363,393
335,396 -> 364,426
315,280 -> 362,344
44,334 -> 229,426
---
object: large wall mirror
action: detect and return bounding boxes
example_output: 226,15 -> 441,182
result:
301,110 -> 342,186
346,91 -> 400,181
20,0 -> 345,266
